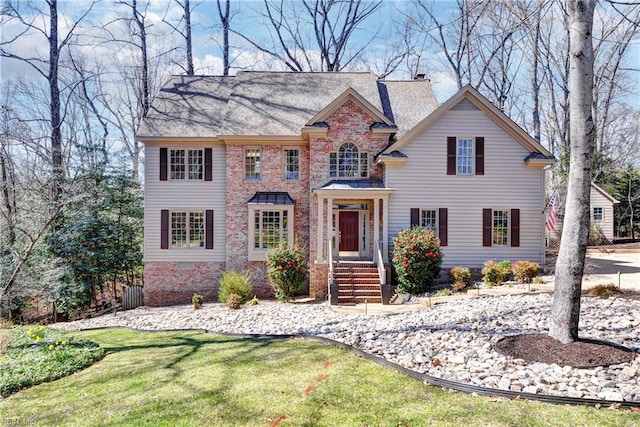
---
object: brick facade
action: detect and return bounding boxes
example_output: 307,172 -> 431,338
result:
225,144 -> 311,294
146,98 -> 392,304
308,100 -> 391,297
144,261 -> 226,306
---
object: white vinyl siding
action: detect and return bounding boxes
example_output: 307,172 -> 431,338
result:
144,144 -> 226,262
590,186 -> 616,241
386,108 -> 545,267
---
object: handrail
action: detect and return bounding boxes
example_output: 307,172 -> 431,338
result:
327,238 -> 333,298
375,240 -> 386,285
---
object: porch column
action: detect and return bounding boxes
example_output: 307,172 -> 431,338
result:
373,197 -> 380,255
317,196 -> 324,261
382,196 -> 389,262
326,197 -> 333,256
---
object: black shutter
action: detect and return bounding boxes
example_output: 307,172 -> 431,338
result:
438,208 -> 448,246
475,137 -> 484,175
160,148 -> 168,181
447,136 -> 456,175
410,208 -> 420,227
482,208 -> 492,247
161,210 -> 169,249
205,210 -> 214,249
511,208 -> 520,247
204,148 -> 213,181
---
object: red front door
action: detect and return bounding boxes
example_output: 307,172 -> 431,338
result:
339,211 -> 359,252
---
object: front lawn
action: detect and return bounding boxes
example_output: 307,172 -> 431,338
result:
0,328 -> 637,426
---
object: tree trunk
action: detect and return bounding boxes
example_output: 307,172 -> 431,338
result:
49,0 -> 64,206
217,0 -> 230,76
549,0 -> 596,344
185,0 -> 194,76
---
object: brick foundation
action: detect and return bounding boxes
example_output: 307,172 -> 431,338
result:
144,261 -> 226,306
311,262 -> 329,301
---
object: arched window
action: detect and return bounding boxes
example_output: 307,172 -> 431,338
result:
329,143 -> 368,178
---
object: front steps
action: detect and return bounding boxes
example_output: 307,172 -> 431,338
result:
332,261 -> 382,304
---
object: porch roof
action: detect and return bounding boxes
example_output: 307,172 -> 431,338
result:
313,179 -> 394,198
247,191 -> 295,205
316,179 -> 386,190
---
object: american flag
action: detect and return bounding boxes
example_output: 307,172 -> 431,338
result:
545,190 -> 559,231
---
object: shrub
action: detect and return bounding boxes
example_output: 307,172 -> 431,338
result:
449,266 -> 472,293
218,270 -> 253,304
266,242 -> 308,301
497,260 -> 512,282
392,226 -> 443,295
584,283 -> 621,299
192,293 -> 204,309
482,260 -> 511,287
588,222 -> 606,246
435,289 -> 452,297
512,260 -> 540,283
226,293 -> 242,309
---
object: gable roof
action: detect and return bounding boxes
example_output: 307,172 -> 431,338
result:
591,182 -> 619,204
305,87 -> 394,127
136,71 -> 438,141
382,84 -> 554,158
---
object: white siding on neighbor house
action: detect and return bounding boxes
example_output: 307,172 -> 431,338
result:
386,109 -> 545,268
590,186 -> 615,241
144,144 -> 226,262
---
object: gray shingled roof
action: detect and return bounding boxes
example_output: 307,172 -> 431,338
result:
136,71 -> 438,139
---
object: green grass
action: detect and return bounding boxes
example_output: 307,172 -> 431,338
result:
0,328 -> 638,426
0,326 -> 104,397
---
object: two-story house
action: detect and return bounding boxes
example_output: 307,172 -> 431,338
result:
136,72 -> 554,306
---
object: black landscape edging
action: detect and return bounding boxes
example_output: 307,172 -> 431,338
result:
75,326 -> 640,409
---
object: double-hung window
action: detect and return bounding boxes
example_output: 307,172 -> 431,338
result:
482,208 -> 519,247
421,209 -> 438,235
456,138 -> 474,175
447,136 -> 484,176
171,210 -> 204,248
329,142 -> 368,178
245,148 -> 261,180
284,148 -> 300,180
593,207 -> 604,221
410,208 -> 448,246
492,210 -> 509,246
170,149 -> 203,180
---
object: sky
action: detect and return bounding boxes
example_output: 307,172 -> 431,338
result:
1,0 -> 638,106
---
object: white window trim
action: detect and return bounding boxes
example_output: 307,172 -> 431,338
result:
283,147 -> 301,181
244,147 -> 262,181
456,137 -> 474,176
170,148 -> 204,181
420,208 -> 438,236
248,204 -> 295,261
492,209 -> 510,247
593,207 -> 604,221
170,209 -> 206,249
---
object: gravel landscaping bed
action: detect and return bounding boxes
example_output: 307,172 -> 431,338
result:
52,293 -> 640,402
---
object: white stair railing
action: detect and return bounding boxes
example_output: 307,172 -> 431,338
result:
375,240 -> 386,285
327,238 -> 333,299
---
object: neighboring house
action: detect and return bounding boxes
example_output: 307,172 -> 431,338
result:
546,182 -> 619,246
590,182 -> 619,241
136,72 -> 555,306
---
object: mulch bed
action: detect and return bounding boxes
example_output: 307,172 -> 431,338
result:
494,334 -> 636,368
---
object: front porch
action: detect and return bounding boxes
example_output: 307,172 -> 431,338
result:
309,180 -> 394,304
